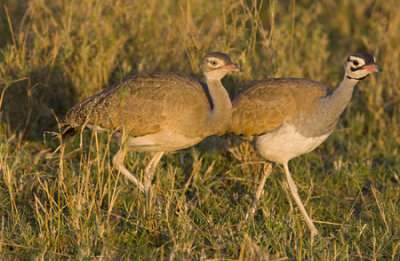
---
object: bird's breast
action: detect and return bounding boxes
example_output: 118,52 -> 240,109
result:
255,123 -> 331,164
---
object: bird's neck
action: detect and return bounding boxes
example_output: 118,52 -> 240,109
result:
323,76 -> 358,115
204,78 -> 232,135
313,76 -> 359,131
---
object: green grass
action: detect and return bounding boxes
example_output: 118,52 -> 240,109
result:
1,0 -> 400,259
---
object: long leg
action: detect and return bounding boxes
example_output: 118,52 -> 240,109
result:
112,131 -> 148,192
283,162 -> 318,239
245,163 -> 272,220
144,151 -> 165,195
113,143 -> 146,192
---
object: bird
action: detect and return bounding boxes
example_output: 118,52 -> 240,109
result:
61,52 -> 241,196
230,52 -> 382,239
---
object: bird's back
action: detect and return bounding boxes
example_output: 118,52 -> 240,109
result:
62,72 -> 213,138
231,78 -> 331,136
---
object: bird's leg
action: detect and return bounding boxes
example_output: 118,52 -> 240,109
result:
112,134 -> 146,192
245,163 -> 272,220
283,162 -> 319,240
144,151 -> 165,196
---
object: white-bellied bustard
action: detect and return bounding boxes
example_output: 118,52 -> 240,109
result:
61,52 -> 241,196
230,52 -> 381,239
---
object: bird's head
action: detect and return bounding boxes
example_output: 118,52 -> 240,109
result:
201,52 -> 242,80
344,52 -> 382,81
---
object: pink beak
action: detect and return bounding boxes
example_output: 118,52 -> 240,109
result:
363,64 -> 383,72
221,64 -> 242,72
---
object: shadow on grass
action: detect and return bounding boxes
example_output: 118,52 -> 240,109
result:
0,63 -> 77,140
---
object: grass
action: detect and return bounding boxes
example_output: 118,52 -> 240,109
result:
0,0 -> 399,259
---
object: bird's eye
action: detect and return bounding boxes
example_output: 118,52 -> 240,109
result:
352,60 -> 359,66
210,61 -> 217,66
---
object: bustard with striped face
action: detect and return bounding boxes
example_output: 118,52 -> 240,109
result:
230,52 -> 382,239
62,52 -> 241,195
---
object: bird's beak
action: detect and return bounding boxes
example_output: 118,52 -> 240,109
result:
363,64 -> 383,72
221,64 -> 242,72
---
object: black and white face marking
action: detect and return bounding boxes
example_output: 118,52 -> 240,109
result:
344,52 -> 382,81
201,52 -> 241,80
205,57 -> 226,70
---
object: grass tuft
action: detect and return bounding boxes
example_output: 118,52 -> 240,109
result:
0,0 -> 399,259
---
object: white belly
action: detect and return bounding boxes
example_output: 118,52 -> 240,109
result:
126,129 -> 204,152
255,124 -> 331,164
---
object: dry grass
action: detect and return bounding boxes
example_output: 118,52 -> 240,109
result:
0,0 -> 399,259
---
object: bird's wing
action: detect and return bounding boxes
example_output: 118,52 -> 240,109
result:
62,72 -> 211,137
231,78 -> 330,136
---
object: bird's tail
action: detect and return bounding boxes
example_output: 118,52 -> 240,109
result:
61,125 -> 79,140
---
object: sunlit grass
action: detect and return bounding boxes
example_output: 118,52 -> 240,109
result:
0,0 -> 399,259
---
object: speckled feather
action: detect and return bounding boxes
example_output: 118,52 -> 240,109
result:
231,78 -> 331,136
62,72 -> 215,139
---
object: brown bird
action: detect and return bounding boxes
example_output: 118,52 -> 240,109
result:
230,52 -> 382,238
62,52 -> 241,195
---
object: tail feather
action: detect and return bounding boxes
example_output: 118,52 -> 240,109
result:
62,125 -> 79,140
